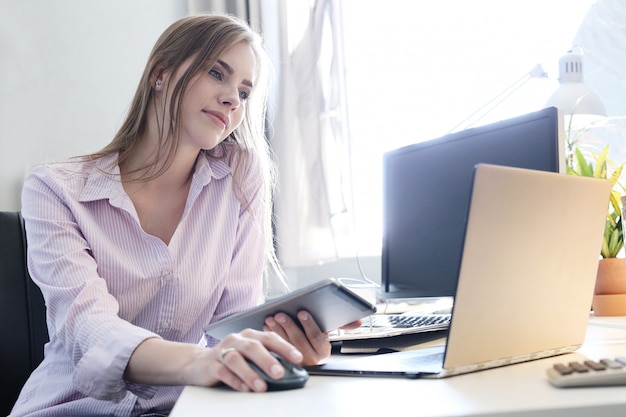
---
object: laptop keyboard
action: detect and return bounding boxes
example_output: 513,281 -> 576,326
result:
365,313 -> 451,328
330,313 -> 451,341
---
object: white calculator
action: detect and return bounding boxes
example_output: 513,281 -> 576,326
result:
547,356 -> 626,388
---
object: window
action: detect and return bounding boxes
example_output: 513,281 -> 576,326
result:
340,0 -> 601,256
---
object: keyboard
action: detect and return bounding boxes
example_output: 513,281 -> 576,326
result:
330,313 -> 451,341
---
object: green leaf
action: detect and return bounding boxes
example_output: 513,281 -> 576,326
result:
593,146 -> 609,178
575,148 -> 593,177
569,144 -> 624,258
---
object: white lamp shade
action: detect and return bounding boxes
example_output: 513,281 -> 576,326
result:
544,48 -> 606,117
545,82 -> 606,116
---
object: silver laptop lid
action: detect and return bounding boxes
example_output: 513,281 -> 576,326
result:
443,164 -> 611,372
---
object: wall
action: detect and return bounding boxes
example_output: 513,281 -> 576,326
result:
0,0 -> 188,210
282,255 -> 381,296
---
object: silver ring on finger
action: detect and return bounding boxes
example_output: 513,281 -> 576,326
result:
219,347 -> 237,364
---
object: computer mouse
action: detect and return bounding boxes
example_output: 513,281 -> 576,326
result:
246,353 -> 309,391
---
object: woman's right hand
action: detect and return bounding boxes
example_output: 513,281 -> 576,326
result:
189,329 -> 304,392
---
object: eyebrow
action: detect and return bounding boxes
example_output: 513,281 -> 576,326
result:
217,59 -> 254,89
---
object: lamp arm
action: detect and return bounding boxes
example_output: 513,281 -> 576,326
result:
447,64 -> 548,134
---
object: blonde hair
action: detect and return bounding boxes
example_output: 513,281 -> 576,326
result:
89,14 -> 287,295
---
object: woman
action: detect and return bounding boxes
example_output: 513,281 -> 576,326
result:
11,14 -> 353,416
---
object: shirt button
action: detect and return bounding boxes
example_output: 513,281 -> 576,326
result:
163,273 -> 173,282
161,321 -> 170,329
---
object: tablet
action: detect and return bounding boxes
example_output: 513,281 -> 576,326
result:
204,278 -> 377,340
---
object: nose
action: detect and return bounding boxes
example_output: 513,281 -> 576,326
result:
220,84 -> 241,110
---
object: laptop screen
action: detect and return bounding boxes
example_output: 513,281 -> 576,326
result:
381,107 -> 564,299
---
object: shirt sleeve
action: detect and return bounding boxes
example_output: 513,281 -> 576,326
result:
21,165 -> 160,401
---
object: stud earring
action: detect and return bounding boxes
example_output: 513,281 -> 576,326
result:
155,80 -> 163,89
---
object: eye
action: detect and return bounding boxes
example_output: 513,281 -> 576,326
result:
209,68 -> 223,80
239,90 -> 250,101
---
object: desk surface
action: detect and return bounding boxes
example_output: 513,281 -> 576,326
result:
170,316 -> 626,417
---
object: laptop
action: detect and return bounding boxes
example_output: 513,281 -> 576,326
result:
307,164 -> 611,378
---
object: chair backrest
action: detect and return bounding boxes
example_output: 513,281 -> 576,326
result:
0,211 -> 48,416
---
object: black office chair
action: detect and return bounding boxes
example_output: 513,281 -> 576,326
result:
0,211 -> 49,416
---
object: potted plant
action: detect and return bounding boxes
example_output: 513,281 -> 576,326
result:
568,145 -> 626,315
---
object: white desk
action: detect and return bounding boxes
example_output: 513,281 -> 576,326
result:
170,316 -> 626,417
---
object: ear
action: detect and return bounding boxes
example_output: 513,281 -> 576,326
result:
151,69 -> 166,91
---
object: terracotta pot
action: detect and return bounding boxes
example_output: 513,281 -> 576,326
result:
594,258 -> 626,294
593,257 -> 626,316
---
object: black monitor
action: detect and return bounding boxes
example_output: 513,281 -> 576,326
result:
381,106 -> 564,299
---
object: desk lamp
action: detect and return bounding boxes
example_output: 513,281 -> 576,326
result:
544,47 -> 606,118
448,48 -> 606,135
545,47 -> 607,166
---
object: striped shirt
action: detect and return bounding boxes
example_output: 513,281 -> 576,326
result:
11,148 -> 267,416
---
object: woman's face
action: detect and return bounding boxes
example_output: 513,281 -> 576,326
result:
170,40 -> 257,152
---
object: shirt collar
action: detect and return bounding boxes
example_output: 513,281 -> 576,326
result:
79,154 -> 123,205
78,151 -> 232,206
194,150 -> 231,186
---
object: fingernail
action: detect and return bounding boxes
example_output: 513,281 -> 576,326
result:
254,379 -> 265,391
276,314 -> 287,324
299,311 -> 309,321
271,364 -> 283,377
241,383 -> 250,392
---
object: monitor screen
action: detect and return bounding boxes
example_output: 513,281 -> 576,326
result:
381,106 -> 564,299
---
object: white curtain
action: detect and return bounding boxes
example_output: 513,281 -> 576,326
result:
270,0 -> 353,267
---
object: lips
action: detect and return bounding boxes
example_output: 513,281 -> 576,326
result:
203,110 -> 228,128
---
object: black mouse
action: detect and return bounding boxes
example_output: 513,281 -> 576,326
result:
246,353 -> 309,391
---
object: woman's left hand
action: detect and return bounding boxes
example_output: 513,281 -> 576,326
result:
263,311 -> 362,366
